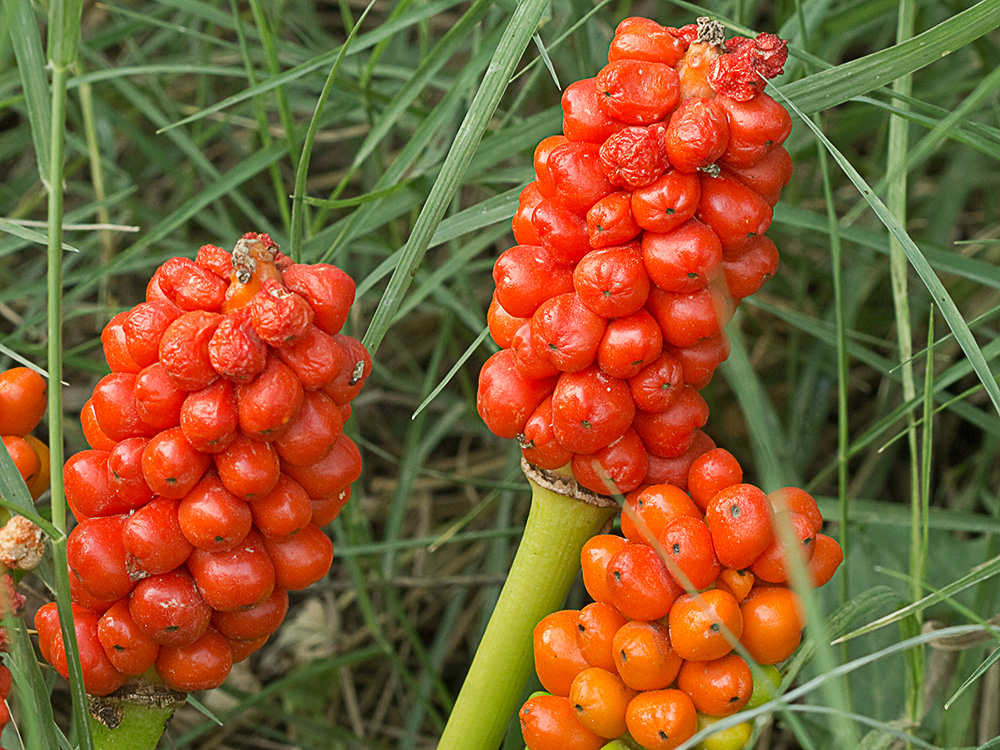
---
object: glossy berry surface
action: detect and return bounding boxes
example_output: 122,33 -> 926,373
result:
37,233 -> 367,696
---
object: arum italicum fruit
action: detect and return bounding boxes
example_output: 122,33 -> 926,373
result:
441,14 -> 803,750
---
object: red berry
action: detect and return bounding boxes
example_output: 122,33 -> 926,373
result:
572,243 -> 650,318
261,524 -> 334,591
608,17 -> 685,65
178,472 -> 253,551
642,218 -> 722,293
129,568 -> 212,647
586,191 -> 642,249
493,245 -> 575,318
156,629 -> 233,692
141,426 -> 212,499
97,599 -> 160,676
551,366 -> 635,454
281,262 -> 356,337
530,293 -> 607,373
282,433 -> 362,501
561,79 -> 626,144
187,528 -> 276,611
596,309 -> 663,379
595,60 -> 680,125
122,497 -> 193,575
630,170 -> 701,235
547,141 -> 616,215
476,349 -> 557,440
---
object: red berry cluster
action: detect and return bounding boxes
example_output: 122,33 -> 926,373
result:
520,449 -> 844,750
478,18 -> 792,496
35,233 -> 370,695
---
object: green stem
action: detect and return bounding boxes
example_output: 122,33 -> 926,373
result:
437,464 -> 616,750
47,51 -> 97,750
88,706 -> 173,750
87,684 -> 186,750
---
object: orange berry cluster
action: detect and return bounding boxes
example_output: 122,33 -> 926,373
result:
35,233 -> 370,695
478,17 -> 793,496
0,366 -> 50,733
520,448 -> 844,750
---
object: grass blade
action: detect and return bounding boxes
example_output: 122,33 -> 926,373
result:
834,554 -> 1000,643
771,82 -> 1000,419
5,0 -> 51,178
361,0 -> 552,355
783,1 -> 1000,114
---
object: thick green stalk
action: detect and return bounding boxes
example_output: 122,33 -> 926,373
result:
437,464 -> 616,750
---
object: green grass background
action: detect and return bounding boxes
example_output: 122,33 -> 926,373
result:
2,0 -> 1000,748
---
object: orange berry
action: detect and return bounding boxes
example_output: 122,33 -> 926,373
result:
714,568 -> 754,603
612,620 -> 682,691
767,486 -> 823,533
520,694 -> 604,750
1,435 -> 40,486
739,585 -> 806,665
667,589 -> 743,661
807,533 -> 844,588
0,367 -> 47,437
625,688 -> 698,750
569,667 -> 636,738
749,510 -> 816,584
621,483 -> 701,544
580,534 -> 628,604
533,610 -> 590,696
677,653 -> 753,716
23,435 -> 50,499
607,542 -> 682,621
576,602 -> 628,672
705,483 -> 774,570
687,448 -> 742,512
658,514 -> 721,591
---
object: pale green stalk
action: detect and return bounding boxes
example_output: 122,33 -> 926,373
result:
437,473 -> 615,750
44,2 -> 96,747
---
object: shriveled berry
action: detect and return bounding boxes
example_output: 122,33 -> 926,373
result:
236,356 -> 304,440
250,279 -> 314,348
599,126 -> 669,190
208,307 -> 269,383
123,300 -> 181,369
281,262 -> 356,336
159,310 -> 223,391
156,256 -> 228,312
